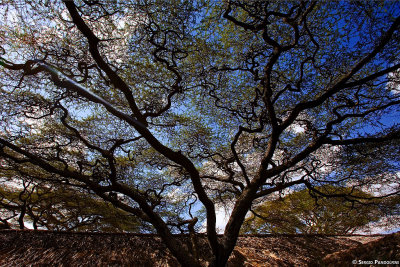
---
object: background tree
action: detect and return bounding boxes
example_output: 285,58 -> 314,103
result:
0,180 -> 143,232
1,1 -> 400,266
241,186 -> 399,235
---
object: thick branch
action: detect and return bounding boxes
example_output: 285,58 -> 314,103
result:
324,130 -> 400,146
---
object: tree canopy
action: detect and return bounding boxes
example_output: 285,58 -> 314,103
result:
1,1 -> 400,266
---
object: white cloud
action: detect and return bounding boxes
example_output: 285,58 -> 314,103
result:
388,68 -> 400,95
200,204 -> 232,234
288,123 -> 306,134
215,205 -> 231,233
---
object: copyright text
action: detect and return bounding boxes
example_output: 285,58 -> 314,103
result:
352,259 -> 399,265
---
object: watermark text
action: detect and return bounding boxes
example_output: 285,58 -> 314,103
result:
352,259 -> 399,265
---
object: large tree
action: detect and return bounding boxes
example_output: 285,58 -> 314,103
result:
1,1 -> 400,266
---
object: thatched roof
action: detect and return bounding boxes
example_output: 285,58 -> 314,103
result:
0,230 -> 397,266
